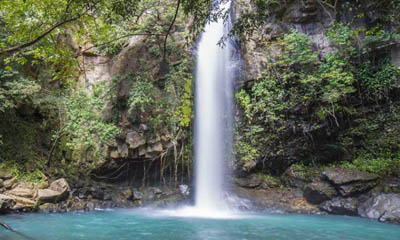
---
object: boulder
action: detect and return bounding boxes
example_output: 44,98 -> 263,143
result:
144,187 -> 162,201
90,187 -> 105,200
38,181 -> 49,189
179,185 -> 190,196
322,168 -> 378,185
0,170 -> 12,179
9,195 -> 35,208
118,143 -> 129,158
4,177 -> 17,189
0,194 -> 15,212
110,150 -> 120,159
338,181 -> 377,197
0,179 -> 3,188
283,165 -> 310,189
7,187 -> 35,198
37,189 -> 66,203
235,177 -> 262,188
49,178 -> 70,201
322,168 -> 378,196
133,189 -> 143,200
304,181 -> 337,204
126,131 -> 146,149
121,188 -> 133,200
358,194 -> 400,223
320,197 -> 359,216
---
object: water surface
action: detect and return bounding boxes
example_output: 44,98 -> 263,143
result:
1,210 -> 399,240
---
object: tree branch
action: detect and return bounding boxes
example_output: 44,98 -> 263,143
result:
315,0 -> 337,22
0,221 -> 14,232
163,0 -> 181,60
2,16 -> 80,54
80,33 -> 166,55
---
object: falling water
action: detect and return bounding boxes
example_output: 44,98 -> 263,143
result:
158,0 -> 241,218
194,0 -> 239,216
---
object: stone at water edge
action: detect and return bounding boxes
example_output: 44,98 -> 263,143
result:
0,179 -> 3,188
321,168 -> 379,196
320,197 -> 359,216
7,187 -> 35,198
49,178 -> 70,201
121,188 -> 133,200
303,181 -> 337,204
0,194 -> 16,212
179,185 -> 190,196
133,189 -> 143,200
358,193 -> 400,223
235,177 -> 262,188
37,189 -> 66,203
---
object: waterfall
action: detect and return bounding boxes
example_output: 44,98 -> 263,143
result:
158,0 -> 241,218
193,0 -> 238,215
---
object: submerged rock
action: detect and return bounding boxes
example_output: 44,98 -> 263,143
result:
358,194 -> 400,223
304,181 -> 337,204
320,197 -> 359,216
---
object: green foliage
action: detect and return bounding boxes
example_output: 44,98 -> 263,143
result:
0,68 -> 41,112
230,0 -> 280,40
236,25 -> 400,173
166,60 -> 194,128
342,152 -> 400,175
0,161 -> 45,182
63,82 -> 120,165
128,76 -> 154,113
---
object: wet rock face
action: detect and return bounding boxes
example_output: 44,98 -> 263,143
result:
234,186 -> 322,214
179,185 -> 190,196
322,168 -> 379,185
235,177 -> 263,189
284,0 -> 318,24
322,168 -> 378,196
320,197 -> 359,216
303,181 -> 337,204
358,194 -> 400,223
0,194 -> 15,212
283,165 -> 311,189
49,178 -> 70,201
37,189 -> 66,203
106,130 -> 172,160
